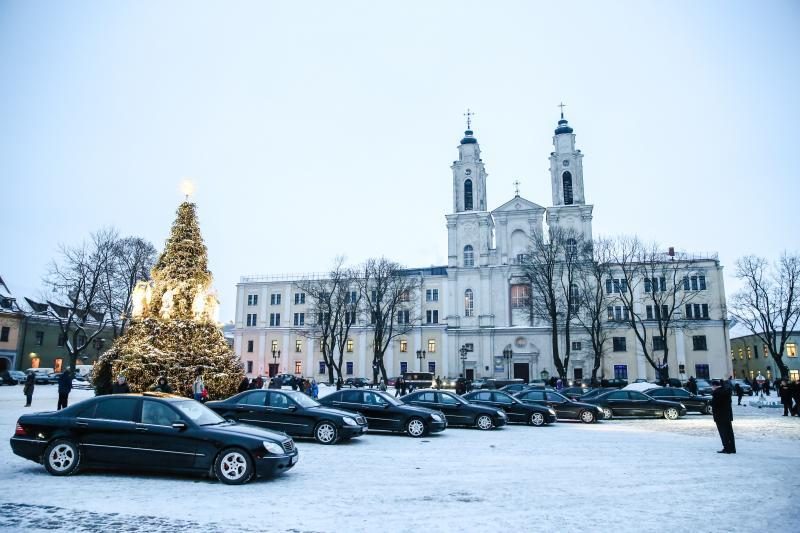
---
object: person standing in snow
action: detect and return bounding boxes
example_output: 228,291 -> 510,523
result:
112,374 -> 130,394
193,367 -> 205,401
57,367 -> 72,410
710,379 -> 735,454
792,381 -> 800,416
734,382 -> 744,405
779,380 -> 793,416
153,376 -> 173,393
23,371 -> 35,407
311,379 -> 319,399
687,376 -> 698,395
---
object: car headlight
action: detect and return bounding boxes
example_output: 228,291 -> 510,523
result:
548,408 -> 556,416
263,441 -> 284,455
431,413 -> 444,422
342,416 -> 357,426
496,410 -> 506,418
680,404 -> 686,410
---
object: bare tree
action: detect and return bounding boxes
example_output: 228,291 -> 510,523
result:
556,228 -> 590,380
356,258 -> 421,383
730,253 -> 800,378
101,237 -> 157,338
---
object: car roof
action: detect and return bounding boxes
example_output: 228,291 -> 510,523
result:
98,392 -> 188,401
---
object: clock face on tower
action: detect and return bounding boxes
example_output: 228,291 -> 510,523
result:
562,160 -> 570,167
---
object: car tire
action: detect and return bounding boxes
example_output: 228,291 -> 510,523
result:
704,404 -> 713,415
579,410 -> 596,424
601,407 -> 613,420
43,439 -> 80,476
214,447 -> 254,485
528,412 -> 545,427
664,407 -> 680,420
314,421 -> 339,445
475,414 -> 493,430
406,417 -> 427,438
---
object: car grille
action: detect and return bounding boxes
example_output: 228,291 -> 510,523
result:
282,440 -> 295,453
355,416 -> 367,425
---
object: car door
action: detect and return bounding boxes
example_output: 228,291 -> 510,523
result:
437,392 -> 472,426
604,390 -> 632,416
266,391 -> 311,437
668,388 -> 697,411
231,391 -> 271,428
78,397 -> 141,466
626,391 -> 654,416
131,399 -> 196,469
544,391 -> 573,419
491,392 -> 522,422
361,391 -> 399,430
517,389 -> 546,406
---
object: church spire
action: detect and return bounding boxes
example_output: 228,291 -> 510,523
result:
452,111 -> 487,212
555,102 -> 574,135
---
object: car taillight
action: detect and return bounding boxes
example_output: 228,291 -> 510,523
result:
14,423 -> 27,436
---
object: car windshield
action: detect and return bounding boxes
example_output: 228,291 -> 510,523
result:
173,400 -> 226,426
375,391 -> 402,406
441,392 -> 469,404
284,391 -> 320,408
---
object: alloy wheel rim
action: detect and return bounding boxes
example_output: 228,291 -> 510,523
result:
317,424 -> 336,443
532,413 -> 544,425
581,411 -> 594,423
666,408 -> 678,420
49,444 -> 75,472
477,415 -> 492,430
603,408 -> 612,419
408,419 -> 425,436
220,452 -> 247,480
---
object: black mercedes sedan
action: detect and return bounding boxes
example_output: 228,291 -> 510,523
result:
643,387 -> 712,414
581,389 -> 687,420
207,389 -> 368,444
401,389 -> 507,430
10,393 -> 298,485
514,389 -> 604,423
462,390 -> 557,426
319,389 -> 446,437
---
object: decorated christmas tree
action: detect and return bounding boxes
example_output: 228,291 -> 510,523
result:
94,201 -> 243,398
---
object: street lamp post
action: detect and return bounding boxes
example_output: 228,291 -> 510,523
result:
540,369 -> 550,384
416,349 -> 426,372
271,349 -> 280,377
503,348 -> 513,379
459,345 -> 468,379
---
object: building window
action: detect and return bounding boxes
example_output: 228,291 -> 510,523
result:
425,289 -> 439,302
54,358 -> 63,373
78,334 -> 87,346
346,362 -> 354,375
271,339 -> 278,352
294,361 -> 302,374
426,310 -> 439,324
247,340 -> 254,353
683,275 -> 707,291
746,346 -> 752,359
319,361 -> 326,375
57,333 -> 66,347
568,283 -> 579,313
396,310 -> 410,324
685,303 -> 710,320
565,238 -> 577,257
0,327 -> 9,342
295,339 -> 302,352
400,290 -> 410,302
693,335 -> 708,351
246,313 -> 257,327
293,313 -> 305,326
612,337 -> 627,352
644,277 -> 667,293
571,341 -> 582,351
465,342 -> 474,352
695,364 -> 710,379
35,331 -> 44,346
400,340 -> 408,352
653,336 -> 666,351
345,290 -> 357,304
607,306 -> 630,322
246,361 -> 253,373
269,313 -> 280,326
428,339 -> 436,353
400,361 -> 408,374
294,293 -> 305,305
465,289 -> 474,317
247,294 -> 258,306
562,171 -> 573,205
764,345 -> 769,358
345,311 -> 357,325
511,284 -> 530,309
464,179 -> 473,211
787,343 -> 797,357
790,370 -> 800,381
753,344 -> 759,359
270,293 -> 281,305
463,245 -> 475,267
613,364 -> 628,380
428,361 -> 436,373
605,278 -> 628,294
737,348 -> 743,360
645,305 -> 669,321
346,339 -> 354,353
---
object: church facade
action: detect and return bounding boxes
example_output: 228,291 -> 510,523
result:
233,115 -> 732,384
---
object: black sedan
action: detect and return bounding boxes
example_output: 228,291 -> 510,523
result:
401,389 -> 507,430
462,390 -> 557,426
319,389 -> 446,437
498,383 -> 530,394
207,389 -> 368,444
514,389 -> 604,423
643,387 -> 712,414
344,377 -> 371,388
581,389 -> 687,420
10,393 -> 298,485
560,386 -> 590,400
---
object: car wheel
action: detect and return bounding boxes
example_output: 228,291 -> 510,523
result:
601,407 -> 613,420
406,417 -> 427,438
664,407 -> 680,420
314,421 -> 339,444
704,404 -> 713,415
43,439 -> 80,476
579,410 -> 596,424
528,412 -> 545,426
214,448 -> 254,485
475,414 -> 493,430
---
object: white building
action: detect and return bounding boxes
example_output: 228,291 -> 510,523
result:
234,114 -> 732,383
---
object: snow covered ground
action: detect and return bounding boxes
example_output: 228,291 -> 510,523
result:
1,385 -> 798,533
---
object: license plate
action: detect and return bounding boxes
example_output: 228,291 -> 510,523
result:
290,454 -> 298,465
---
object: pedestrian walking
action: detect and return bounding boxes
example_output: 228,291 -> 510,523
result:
710,379 -> 736,454
193,367 -> 205,401
734,383 -> 744,405
779,380 -> 793,416
435,376 -> 442,390
791,381 -> 800,416
153,376 -> 173,393
112,374 -> 130,394
23,371 -> 35,407
57,367 -> 72,410
238,376 -> 250,393
400,377 -> 407,396
687,376 -> 698,395
379,379 -> 387,392
311,379 -> 319,399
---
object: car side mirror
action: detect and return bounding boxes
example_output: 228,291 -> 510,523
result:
383,403 -> 391,409
289,405 -> 298,412
172,421 -> 188,431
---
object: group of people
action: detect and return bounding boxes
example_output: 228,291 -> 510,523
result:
21,367 -> 75,410
777,380 -> 800,416
237,374 -> 320,398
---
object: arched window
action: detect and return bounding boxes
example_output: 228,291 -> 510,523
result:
463,245 -> 474,267
562,171 -> 573,205
569,283 -> 579,313
464,179 -> 473,211
511,284 -> 530,309
566,238 -> 577,257
464,289 -> 474,317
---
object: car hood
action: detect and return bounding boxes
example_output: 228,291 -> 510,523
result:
202,421 -> 290,443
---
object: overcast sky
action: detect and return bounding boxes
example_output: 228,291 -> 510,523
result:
2,0 -> 798,322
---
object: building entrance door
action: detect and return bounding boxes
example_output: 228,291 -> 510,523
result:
513,363 -> 530,383
268,364 -> 279,377
465,368 -> 474,380
573,367 -> 583,383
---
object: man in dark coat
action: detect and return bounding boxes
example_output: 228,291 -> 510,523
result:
111,374 -> 131,394
734,383 -> 744,405
57,368 -> 73,410
778,380 -> 793,416
791,381 -> 800,416
23,371 -> 35,407
687,377 -> 698,395
238,376 -> 250,393
710,379 -> 735,454
153,376 -> 173,394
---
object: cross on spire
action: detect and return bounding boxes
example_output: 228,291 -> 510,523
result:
464,108 -> 475,130
558,101 -> 567,119
513,179 -> 520,197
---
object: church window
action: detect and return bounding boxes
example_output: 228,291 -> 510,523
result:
562,171 -> 573,205
463,245 -> 474,267
565,238 -> 577,257
464,289 -> 474,317
464,179 -> 473,211
510,285 -> 530,309
568,283 -> 579,313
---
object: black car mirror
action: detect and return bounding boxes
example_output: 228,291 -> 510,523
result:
172,421 -> 188,431
383,403 -> 391,409
289,405 -> 298,412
